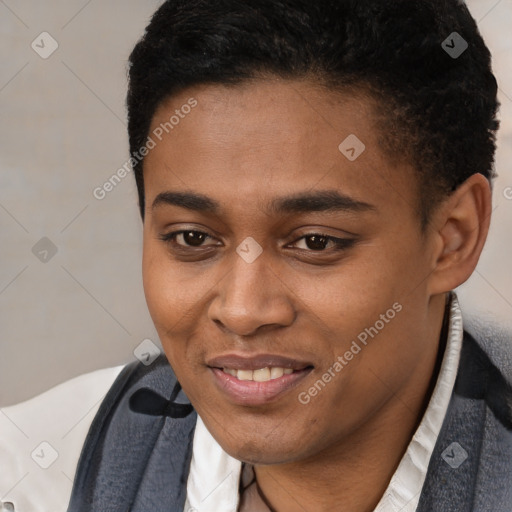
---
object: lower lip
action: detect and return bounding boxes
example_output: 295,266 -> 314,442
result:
210,367 -> 312,406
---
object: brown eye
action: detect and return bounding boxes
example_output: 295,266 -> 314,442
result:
180,231 -> 208,247
304,235 -> 330,251
159,230 -> 218,248
291,234 -> 351,252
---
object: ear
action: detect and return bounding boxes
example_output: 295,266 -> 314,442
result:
427,173 -> 492,295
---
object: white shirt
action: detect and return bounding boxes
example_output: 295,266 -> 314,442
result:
0,365 -> 124,512
0,295 -> 463,512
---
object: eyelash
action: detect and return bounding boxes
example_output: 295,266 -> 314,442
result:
158,230 -> 356,253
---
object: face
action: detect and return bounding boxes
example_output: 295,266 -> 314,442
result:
142,79 -> 441,465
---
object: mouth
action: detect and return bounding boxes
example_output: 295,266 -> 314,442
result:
207,353 -> 314,405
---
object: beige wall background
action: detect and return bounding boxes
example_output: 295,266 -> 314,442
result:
1,0 -> 511,406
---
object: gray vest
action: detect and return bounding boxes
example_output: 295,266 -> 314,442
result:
67,331 -> 512,512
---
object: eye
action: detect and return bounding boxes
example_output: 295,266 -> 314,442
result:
158,230 -> 355,256
159,230 -> 220,248
289,234 -> 355,252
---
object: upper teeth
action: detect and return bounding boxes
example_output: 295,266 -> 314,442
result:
223,367 -> 294,382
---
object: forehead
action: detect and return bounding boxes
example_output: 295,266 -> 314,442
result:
144,79 -> 418,221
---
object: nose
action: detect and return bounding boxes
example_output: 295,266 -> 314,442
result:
207,250 -> 296,337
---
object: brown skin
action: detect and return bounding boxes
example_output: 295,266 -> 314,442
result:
141,79 -> 491,511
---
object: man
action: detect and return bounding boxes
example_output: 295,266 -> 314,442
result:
1,0 -> 511,511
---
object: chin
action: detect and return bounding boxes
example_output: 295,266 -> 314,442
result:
213,431 -> 308,466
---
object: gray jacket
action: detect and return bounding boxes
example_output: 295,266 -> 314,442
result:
67,328 -> 512,512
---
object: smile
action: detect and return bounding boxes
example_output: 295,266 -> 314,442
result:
207,353 -> 314,405
222,367 -> 294,381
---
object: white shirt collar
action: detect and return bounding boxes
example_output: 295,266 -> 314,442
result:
184,293 -> 464,512
374,292 -> 463,511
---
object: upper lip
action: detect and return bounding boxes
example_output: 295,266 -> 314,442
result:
206,353 -> 314,371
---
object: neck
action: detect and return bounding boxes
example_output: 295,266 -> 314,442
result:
253,294 -> 449,512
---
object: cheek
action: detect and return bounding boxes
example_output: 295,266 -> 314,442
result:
142,244 -> 171,324
142,241 -> 190,358
293,253 -> 401,338
297,242 -> 429,388
141,240 -> 212,371
142,236 -> 196,316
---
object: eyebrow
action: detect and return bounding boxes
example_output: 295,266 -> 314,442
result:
151,190 -> 376,215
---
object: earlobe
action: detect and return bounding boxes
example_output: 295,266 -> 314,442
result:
428,173 -> 492,295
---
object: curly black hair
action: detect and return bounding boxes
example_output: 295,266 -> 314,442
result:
127,0 -> 499,227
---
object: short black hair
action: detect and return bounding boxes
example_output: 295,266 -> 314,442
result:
127,0 -> 499,227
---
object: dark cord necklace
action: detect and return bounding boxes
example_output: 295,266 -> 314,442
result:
239,462 -> 277,512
